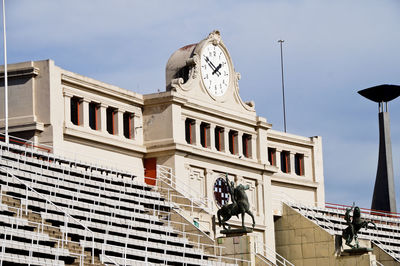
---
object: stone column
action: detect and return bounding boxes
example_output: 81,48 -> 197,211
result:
262,173 -> 276,264
312,136 -> 325,207
224,128 -> 229,154
82,99 -> 90,129
256,118 -> 269,165
63,92 -> 73,127
276,150 -> 281,172
290,152 -> 295,174
194,120 -> 200,146
237,132 -> 243,157
209,124 -> 216,151
117,110 -> 124,137
256,179 -> 262,216
100,103 -> 108,133
205,169 -> 214,211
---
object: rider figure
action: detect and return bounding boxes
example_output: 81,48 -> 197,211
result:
226,174 -> 250,204
226,174 -> 235,202
218,174 -> 256,230
344,202 -> 355,247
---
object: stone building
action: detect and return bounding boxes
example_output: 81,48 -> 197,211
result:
0,30 -> 325,262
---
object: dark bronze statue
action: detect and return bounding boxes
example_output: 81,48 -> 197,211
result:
217,175 -> 255,231
336,203 -> 376,251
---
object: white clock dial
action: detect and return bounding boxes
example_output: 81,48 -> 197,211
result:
200,43 -> 230,97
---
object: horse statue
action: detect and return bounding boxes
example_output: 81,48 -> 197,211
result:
217,175 -> 255,231
335,203 -> 376,253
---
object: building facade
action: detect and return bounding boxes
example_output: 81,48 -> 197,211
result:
0,31 -> 324,256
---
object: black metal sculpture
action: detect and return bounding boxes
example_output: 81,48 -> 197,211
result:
336,203 -> 376,251
358,84 -> 400,213
217,175 -> 255,231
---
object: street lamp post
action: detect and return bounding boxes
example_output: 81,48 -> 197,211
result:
278,40 -> 287,133
2,0 -> 8,144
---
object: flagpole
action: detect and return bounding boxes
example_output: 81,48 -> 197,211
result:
2,0 -> 8,144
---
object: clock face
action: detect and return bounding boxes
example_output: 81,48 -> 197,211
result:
200,43 -> 230,97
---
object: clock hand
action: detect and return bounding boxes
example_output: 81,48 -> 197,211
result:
212,63 -> 222,76
205,56 -> 216,71
205,56 -> 221,76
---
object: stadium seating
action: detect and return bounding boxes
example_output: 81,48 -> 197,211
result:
0,141 -> 242,265
289,202 -> 400,262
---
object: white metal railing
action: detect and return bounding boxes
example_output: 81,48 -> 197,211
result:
0,132 -> 135,180
0,140 -> 243,265
0,166 -> 119,265
371,239 -> 400,263
0,202 -> 84,264
152,175 -> 215,243
255,241 -> 294,266
254,252 -> 273,266
298,206 -> 400,262
157,165 -> 213,214
0,162 -> 197,264
0,148 -> 218,263
272,191 -> 336,234
273,191 -> 400,262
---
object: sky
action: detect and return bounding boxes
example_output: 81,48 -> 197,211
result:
3,0 -> 400,210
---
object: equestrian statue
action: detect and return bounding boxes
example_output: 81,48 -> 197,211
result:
335,202 -> 376,252
217,175 -> 255,231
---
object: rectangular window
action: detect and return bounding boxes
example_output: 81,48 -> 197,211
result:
242,134 -> 252,158
281,150 -> 290,173
185,118 -> 195,144
123,112 -> 135,139
229,130 -> 238,155
89,102 -> 100,130
214,126 -> 224,151
70,97 -> 82,126
295,153 -> 304,176
200,122 -> 210,148
106,107 -> 117,135
268,148 -> 276,166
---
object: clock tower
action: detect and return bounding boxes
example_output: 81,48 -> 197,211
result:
165,30 -> 255,114
143,30 -> 325,253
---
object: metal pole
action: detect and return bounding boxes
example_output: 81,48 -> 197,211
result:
278,40 -> 287,133
2,0 -> 8,144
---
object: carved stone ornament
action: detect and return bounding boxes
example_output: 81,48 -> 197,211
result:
170,78 -> 183,91
235,72 -> 241,91
208,30 -> 222,46
186,54 -> 199,79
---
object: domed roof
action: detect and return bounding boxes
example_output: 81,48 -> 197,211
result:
165,43 -> 197,91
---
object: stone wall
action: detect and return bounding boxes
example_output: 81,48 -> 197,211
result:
274,204 -> 381,266
373,245 -> 399,266
216,235 -> 256,266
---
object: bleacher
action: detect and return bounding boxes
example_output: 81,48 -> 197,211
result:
289,202 -> 400,263
0,139 -> 242,265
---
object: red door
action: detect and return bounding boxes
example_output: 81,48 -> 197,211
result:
144,158 -> 157,185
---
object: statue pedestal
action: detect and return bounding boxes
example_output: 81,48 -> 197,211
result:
342,247 -> 373,255
338,240 -> 377,265
216,234 -> 256,266
337,252 -> 377,266
220,227 -> 253,237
